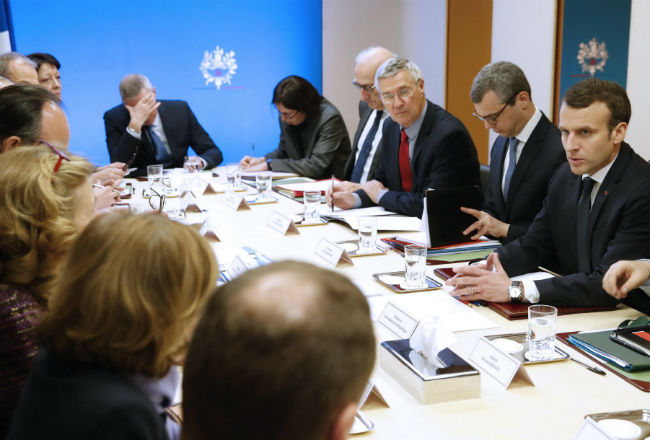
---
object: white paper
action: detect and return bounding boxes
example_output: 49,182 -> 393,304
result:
409,316 -> 456,362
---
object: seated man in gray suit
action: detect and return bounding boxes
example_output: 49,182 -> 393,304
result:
463,61 -> 565,243
342,46 -> 393,186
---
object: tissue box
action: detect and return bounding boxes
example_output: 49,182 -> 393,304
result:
379,339 -> 480,404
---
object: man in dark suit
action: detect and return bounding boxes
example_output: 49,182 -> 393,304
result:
463,61 -> 565,243
448,79 -> 650,312
342,46 -> 393,184
104,73 -> 222,173
329,57 -> 479,218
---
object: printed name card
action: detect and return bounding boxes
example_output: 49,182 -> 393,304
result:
469,337 -> 533,389
222,190 -> 251,211
377,302 -> 419,339
226,256 -> 249,280
189,177 -> 213,197
267,211 -> 299,235
179,192 -> 202,213
574,418 -> 617,440
198,218 -> 221,241
314,238 -> 353,267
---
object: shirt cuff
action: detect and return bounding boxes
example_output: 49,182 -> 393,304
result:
352,193 -> 362,209
523,279 -> 540,303
126,126 -> 141,139
376,189 -> 388,203
199,157 -> 208,169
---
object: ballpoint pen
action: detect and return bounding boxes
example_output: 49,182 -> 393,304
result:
569,356 -> 606,375
92,183 -> 121,194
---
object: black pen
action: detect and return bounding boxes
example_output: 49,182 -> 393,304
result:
570,356 -> 606,375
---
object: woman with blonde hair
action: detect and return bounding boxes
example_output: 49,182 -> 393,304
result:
0,144 -> 95,436
8,212 -> 218,440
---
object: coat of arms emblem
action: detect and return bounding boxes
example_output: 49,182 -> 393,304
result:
200,46 -> 237,90
576,37 -> 608,77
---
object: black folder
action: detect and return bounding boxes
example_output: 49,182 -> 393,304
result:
425,186 -> 482,247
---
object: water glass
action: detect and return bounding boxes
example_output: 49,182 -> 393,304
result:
184,156 -> 200,173
226,164 -> 242,189
358,217 -> 377,252
527,305 -> 558,361
255,173 -> 273,198
303,191 -> 321,223
147,164 -> 163,189
404,245 -> 427,288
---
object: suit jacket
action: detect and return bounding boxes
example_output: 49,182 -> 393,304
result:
7,349 -> 169,440
343,101 -> 384,181
358,100 -> 480,218
266,97 -> 351,180
104,99 -> 223,172
484,113 -> 565,243
497,142 -> 650,312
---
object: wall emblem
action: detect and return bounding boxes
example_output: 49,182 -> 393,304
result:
200,46 -> 237,90
576,37 -> 608,77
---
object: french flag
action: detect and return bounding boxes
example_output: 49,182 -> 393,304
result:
0,0 -> 15,54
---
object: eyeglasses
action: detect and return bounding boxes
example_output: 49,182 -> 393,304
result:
148,187 -> 166,213
278,109 -> 299,121
39,140 -> 70,175
472,94 -> 517,123
352,79 -> 375,93
381,87 -> 416,105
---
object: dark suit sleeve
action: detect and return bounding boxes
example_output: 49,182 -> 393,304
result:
375,126 -> 477,217
104,111 -> 142,164
90,405 -> 167,440
184,103 -> 223,169
268,113 -> 349,178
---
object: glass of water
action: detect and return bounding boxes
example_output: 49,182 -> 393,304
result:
404,244 -> 427,289
255,173 -> 272,199
527,305 -> 558,361
303,191 -> 321,223
226,164 -> 242,189
357,217 -> 377,253
147,164 -> 163,190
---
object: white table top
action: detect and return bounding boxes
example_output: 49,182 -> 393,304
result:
128,168 -> 649,440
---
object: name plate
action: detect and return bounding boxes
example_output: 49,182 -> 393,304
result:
377,302 -> 419,339
227,256 -> 248,280
198,218 -> 220,241
469,337 -> 533,388
574,418 -> 617,440
222,190 -> 250,211
314,237 -> 352,267
189,177 -> 209,197
267,211 -> 299,235
179,192 -> 202,213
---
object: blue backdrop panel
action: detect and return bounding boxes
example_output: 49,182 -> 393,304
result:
558,0 -> 631,106
12,0 -> 322,165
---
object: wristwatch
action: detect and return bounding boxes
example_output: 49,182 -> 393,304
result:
266,158 -> 272,170
509,281 -> 523,303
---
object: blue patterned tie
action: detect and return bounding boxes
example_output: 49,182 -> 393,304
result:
144,125 -> 171,163
503,137 -> 519,199
350,111 -> 382,183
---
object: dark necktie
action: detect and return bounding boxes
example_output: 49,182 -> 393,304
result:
576,176 -> 595,273
503,137 -> 519,199
144,125 -> 171,163
350,111 -> 383,183
398,128 -> 413,192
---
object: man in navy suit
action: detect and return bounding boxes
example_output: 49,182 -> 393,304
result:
448,79 -> 650,313
342,46 -> 393,185
463,61 -> 565,243
104,74 -> 222,173
329,57 -> 479,218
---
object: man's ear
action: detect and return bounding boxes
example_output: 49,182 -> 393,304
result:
326,402 -> 357,440
1,136 -> 22,153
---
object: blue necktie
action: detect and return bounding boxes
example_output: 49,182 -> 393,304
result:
350,111 -> 383,183
144,125 -> 171,163
576,176 -> 595,273
502,137 -> 519,199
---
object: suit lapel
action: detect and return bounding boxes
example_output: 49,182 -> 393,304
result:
156,102 -> 176,161
411,102 -> 435,182
490,136 -> 508,214
352,104 -> 373,154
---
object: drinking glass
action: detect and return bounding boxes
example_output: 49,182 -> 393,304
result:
303,191 -> 321,223
147,164 -> 163,190
404,245 -> 427,288
358,217 -> 377,252
226,164 -> 242,189
255,173 -> 272,198
527,305 -> 558,361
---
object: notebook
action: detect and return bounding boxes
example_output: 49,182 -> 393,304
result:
424,186 -> 482,247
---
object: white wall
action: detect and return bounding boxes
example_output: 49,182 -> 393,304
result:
626,0 -> 650,160
322,0 -> 446,139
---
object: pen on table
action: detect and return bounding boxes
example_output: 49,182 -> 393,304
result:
330,174 -> 335,212
92,183 -> 121,194
569,356 -> 606,376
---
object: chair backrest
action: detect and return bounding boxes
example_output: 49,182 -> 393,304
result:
479,164 -> 490,199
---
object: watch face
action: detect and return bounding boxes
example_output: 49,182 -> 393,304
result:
509,284 -> 521,300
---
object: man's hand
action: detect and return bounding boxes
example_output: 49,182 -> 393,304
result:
326,182 -> 356,210
446,253 -> 512,302
125,91 -> 160,133
92,163 -> 127,185
461,207 -> 510,239
240,156 -> 265,169
337,181 -> 363,192
361,180 -> 387,204
603,260 -> 650,299
243,160 -> 269,172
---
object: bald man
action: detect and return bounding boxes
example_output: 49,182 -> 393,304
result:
0,53 -> 38,85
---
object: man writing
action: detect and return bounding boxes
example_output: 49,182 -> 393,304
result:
448,79 -> 650,313
328,56 -> 479,218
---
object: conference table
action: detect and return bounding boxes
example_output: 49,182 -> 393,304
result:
128,168 -> 648,440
